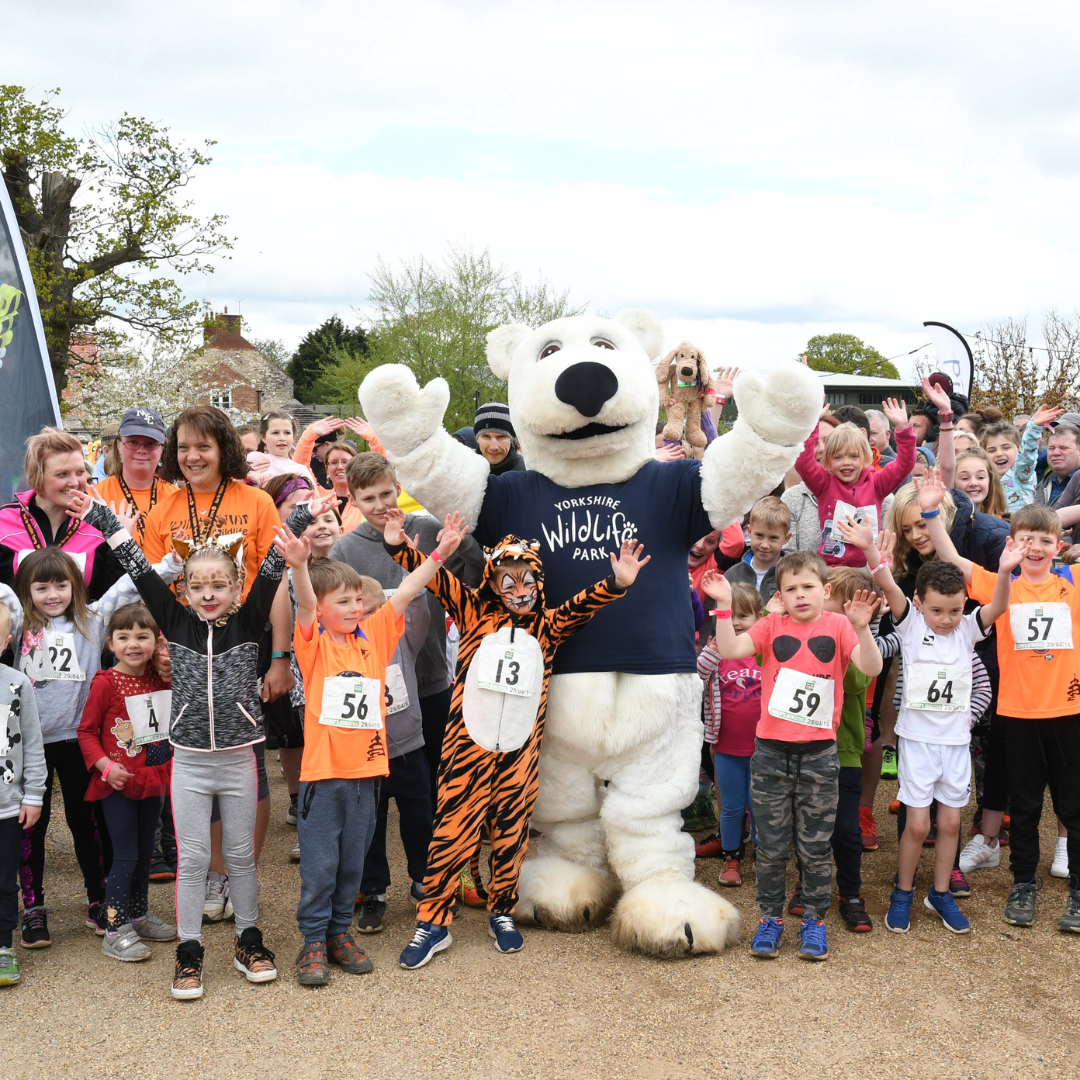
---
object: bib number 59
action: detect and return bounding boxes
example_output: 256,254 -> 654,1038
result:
790,687 -> 820,718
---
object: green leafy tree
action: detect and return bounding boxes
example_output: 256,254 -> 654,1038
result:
345,244 -> 584,432
0,85 -> 232,390
803,333 -> 899,379
287,315 -> 370,401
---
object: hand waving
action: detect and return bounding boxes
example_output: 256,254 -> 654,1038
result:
835,515 -> 874,552
435,512 -> 468,558
882,397 -> 909,427
920,377 -> 952,414
914,466 -> 947,513
611,540 -> 651,588
844,589 -> 881,630
699,568 -> 731,606
272,525 -> 310,568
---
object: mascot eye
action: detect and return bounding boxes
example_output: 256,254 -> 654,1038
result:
539,343 -> 561,359
592,339 -> 615,350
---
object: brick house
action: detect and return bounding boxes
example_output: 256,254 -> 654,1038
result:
200,309 -> 301,415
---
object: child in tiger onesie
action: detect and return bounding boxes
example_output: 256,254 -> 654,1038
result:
382,507 -> 650,968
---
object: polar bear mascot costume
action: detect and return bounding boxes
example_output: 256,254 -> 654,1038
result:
359,309 -> 822,956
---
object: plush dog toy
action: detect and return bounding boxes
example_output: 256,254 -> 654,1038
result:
657,342 -> 716,450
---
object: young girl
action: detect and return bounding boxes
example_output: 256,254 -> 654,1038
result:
246,410 -> 315,485
77,603 -> 175,961
0,539 -> 179,949
954,448 -> 1008,519
981,405 -> 1062,513
69,487 -> 331,1000
794,401 -> 916,567
696,581 -> 762,888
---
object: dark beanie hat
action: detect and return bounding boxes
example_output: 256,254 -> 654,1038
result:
474,401 -> 515,438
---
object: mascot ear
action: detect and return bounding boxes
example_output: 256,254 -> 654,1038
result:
613,309 -> 664,361
486,323 -> 530,381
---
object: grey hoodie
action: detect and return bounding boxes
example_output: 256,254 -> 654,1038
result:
382,598 -> 430,759
330,515 -> 484,698
0,662 -> 47,819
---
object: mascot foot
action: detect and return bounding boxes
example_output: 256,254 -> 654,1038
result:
611,878 -> 740,957
517,857 -> 618,932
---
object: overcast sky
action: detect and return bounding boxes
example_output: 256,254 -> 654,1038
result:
9,1 -> 1079,375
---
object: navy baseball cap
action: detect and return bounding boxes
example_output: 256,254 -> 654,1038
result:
118,407 -> 167,443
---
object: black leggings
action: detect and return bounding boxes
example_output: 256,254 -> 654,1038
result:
21,739 -> 110,909
419,690 -> 452,809
0,817 -> 22,948
100,792 -> 158,930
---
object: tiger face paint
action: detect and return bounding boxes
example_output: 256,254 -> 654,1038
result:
493,561 -> 538,614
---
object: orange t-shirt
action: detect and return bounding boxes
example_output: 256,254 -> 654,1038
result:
94,475 -> 179,551
141,480 -> 280,599
294,600 -> 404,782
969,564 -> 1080,719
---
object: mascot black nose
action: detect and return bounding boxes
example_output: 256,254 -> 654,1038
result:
554,362 -> 619,418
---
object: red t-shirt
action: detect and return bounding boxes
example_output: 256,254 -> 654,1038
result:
713,657 -> 762,756
748,610 -> 859,742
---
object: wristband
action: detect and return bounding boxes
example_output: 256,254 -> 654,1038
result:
710,609 -> 732,619
715,395 -> 726,406
937,410 -> 954,422
101,762 -> 113,781
870,562 -> 887,576
430,550 -> 445,564
938,425 -> 954,432
920,509 -> 940,519
270,650 -> 291,660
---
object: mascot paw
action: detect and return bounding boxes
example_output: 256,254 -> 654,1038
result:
610,878 -> 740,958
732,360 -> 822,449
517,856 -> 618,932
357,364 -> 451,458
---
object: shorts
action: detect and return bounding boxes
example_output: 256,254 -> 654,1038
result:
896,736 -> 971,809
210,742 -> 269,824
262,693 -> 305,750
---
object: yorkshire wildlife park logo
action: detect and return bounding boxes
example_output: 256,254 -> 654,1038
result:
0,283 -> 22,367
540,496 -> 639,562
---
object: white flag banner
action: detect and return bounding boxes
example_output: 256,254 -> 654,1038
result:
923,321 -> 974,404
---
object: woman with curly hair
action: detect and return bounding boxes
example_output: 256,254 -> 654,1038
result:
141,406 -> 281,601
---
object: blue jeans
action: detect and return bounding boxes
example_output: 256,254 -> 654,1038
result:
296,777 -> 379,943
101,792 -> 159,930
713,751 -> 755,852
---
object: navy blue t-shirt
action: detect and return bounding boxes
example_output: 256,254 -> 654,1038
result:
475,460 -> 713,675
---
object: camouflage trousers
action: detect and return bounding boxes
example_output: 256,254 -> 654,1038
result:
750,738 -> 839,920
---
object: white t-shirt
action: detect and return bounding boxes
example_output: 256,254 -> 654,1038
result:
895,606 -> 989,745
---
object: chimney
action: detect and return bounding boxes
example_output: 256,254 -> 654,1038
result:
203,310 -> 251,350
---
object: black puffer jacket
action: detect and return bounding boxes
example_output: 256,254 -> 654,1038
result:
85,501 -> 312,752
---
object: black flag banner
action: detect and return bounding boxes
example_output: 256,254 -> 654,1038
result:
0,180 -> 62,503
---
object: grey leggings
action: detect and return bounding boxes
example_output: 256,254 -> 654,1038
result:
171,745 -> 259,943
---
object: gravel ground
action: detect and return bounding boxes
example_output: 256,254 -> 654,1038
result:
9,768 -> 1079,1080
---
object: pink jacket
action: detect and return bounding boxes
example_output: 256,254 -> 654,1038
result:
795,423 -> 916,566
0,490 -> 107,585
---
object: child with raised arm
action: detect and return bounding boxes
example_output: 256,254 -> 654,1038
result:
915,469 -> 1080,933
835,514 -> 1016,934
794,400 -> 916,567
706,552 -> 882,961
382,507 -> 648,969
285,511 -> 464,987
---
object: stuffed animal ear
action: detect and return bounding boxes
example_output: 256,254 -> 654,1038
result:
486,323 -> 530,381
656,348 -> 677,385
613,309 -> 664,361
172,537 -> 191,561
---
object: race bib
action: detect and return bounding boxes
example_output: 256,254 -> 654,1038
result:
1009,602 -> 1073,651
475,636 -> 539,698
319,675 -> 383,729
834,500 -> 879,537
125,690 -> 172,746
30,631 -> 85,682
904,663 -> 971,713
767,667 -> 835,729
384,664 -> 409,716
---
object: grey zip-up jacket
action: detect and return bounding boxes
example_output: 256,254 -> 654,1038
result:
0,663 -> 46,818
330,515 -> 484,698
0,555 -> 181,744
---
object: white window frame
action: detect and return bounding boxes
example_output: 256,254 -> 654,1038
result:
210,388 -> 233,411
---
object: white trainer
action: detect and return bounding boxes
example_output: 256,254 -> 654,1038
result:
203,873 -> 230,922
1050,836 -> 1069,878
959,834 -> 1000,873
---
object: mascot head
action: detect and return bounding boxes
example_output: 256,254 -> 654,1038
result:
485,310 -> 664,487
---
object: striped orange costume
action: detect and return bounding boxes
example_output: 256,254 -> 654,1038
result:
389,534 -> 626,926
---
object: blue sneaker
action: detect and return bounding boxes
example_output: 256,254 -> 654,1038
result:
398,921 -> 452,969
885,887 -> 914,933
489,914 -> 524,953
924,888 -> 971,934
799,919 -> 829,960
749,916 -> 784,958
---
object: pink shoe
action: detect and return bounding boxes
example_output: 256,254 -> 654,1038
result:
718,856 -> 742,887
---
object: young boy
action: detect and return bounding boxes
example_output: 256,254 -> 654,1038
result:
724,496 -> 791,606
917,472 -> 1080,932
836,513 -> 1017,933
353,576 -> 433,934
0,601 -> 46,987
284,511 -> 467,987
705,551 -> 882,961
382,508 -> 649,969
330,453 -> 485,807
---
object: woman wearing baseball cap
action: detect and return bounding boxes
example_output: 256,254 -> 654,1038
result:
95,408 -> 178,551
